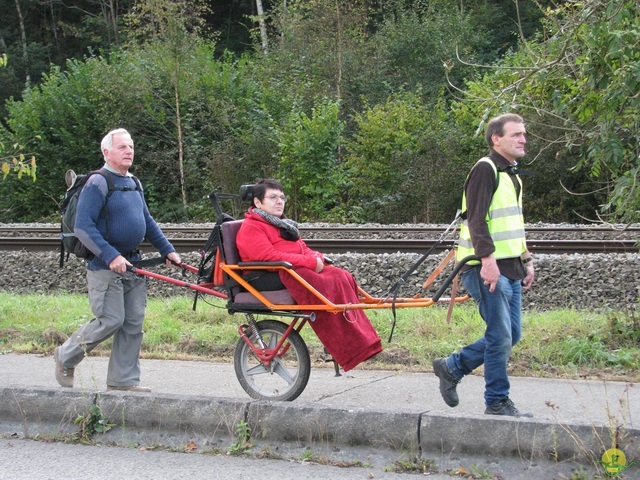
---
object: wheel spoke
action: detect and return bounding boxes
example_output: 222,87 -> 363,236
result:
271,357 -> 295,383
245,363 -> 270,377
266,333 -> 278,350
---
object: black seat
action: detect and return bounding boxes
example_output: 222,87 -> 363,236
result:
220,220 -> 296,306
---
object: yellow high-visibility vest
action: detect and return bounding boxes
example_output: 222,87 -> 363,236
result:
456,158 -> 526,265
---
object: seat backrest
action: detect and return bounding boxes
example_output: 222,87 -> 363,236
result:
219,220 -> 245,300
219,218 -> 297,308
220,220 -> 244,265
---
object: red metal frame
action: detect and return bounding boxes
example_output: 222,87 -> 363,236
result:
237,317 -> 308,364
130,249 -> 470,366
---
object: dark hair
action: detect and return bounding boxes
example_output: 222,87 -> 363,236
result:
252,179 -> 284,205
485,113 -> 524,147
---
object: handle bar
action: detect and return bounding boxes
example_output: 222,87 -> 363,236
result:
431,255 -> 479,302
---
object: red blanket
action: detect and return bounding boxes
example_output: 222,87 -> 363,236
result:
279,265 -> 382,371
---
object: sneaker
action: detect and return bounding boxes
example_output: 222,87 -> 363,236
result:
485,398 -> 533,417
107,385 -> 151,393
432,358 -> 459,407
54,347 -> 74,388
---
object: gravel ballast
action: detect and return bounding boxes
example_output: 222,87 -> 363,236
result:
2,249 -> 638,312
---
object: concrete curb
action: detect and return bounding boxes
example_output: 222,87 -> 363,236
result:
247,402 -> 420,451
2,386 -> 638,464
419,413 -> 636,462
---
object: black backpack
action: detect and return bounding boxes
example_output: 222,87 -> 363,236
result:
59,168 -> 141,267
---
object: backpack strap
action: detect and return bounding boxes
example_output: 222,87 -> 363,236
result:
92,169 -> 116,241
94,168 -> 141,194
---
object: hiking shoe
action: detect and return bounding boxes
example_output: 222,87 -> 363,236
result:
54,347 -> 74,388
432,358 -> 459,407
107,385 -> 151,393
485,398 -> 533,417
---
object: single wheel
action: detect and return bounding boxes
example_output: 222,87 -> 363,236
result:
234,319 -> 311,401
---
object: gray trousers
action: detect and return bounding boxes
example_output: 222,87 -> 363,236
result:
57,269 -> 147,386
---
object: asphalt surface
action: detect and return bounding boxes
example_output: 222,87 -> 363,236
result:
1,353 -> 638,477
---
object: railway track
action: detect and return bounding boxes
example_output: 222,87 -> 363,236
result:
0,226 -> 637,254
1,225 -> 638,236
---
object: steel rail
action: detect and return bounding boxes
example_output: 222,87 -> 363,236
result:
1,225 -> 638,235
1,236 -> 637,254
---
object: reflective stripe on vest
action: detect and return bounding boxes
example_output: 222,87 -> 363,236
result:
456,158 -> 526,264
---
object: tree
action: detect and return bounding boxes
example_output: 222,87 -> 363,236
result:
277,98 -> 345,221
124,0 -> 211,209
251,0 -> 269,54
0,53 -> 37,183
364,1 -> 485,101
344,91 -> 474,223
266,0 -> 371,117
451,0 -> 640,223
13,0 -> 30,83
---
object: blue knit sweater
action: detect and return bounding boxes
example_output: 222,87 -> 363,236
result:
74,165 -> 175,270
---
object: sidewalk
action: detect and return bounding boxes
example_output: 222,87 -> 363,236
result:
1,353 -> 638,473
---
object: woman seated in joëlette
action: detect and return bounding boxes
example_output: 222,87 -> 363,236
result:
235,179 -> 382,372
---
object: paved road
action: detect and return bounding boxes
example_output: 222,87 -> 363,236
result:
0,436 -> 610,480
1,353 -> 638,479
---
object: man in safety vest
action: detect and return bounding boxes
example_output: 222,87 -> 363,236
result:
433,113 -> 535,417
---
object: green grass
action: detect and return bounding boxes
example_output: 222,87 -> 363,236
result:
1,292 -> 638,381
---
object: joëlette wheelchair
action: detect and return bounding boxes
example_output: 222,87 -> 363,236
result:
130,186 -> 475,401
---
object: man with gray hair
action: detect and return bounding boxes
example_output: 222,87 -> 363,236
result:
433,113 -> 535,417
54,128 -> 181,392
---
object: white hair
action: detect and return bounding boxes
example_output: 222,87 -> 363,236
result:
101,128 -> 132,159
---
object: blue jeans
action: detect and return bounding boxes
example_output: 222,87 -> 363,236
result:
446,266 -> 522,406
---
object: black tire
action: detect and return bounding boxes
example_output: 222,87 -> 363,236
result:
234,319 -> 311,401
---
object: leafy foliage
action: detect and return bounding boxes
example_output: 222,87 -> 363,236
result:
0,148 -> 37,182
0,42 -> 276,221
451,0 -> 640,223
74,402 -> 115,441
227,420 -> 252,455
1,1 -> 638,224
277,98 -> 345,221
0,53 -> 150,220
365,1 -> 485,100
0,54 -> 37,184
125,0 -> 211,212
344,91 -> 475,223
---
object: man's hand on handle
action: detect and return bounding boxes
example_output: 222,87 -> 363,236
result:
111,251 -> 182,274
109,255 -> 132,274
165,252 -> 182,268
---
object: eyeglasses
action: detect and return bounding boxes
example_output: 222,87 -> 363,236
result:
264,194 -> 287,202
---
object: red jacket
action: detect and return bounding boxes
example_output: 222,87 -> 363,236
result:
236,209 -> 323,270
